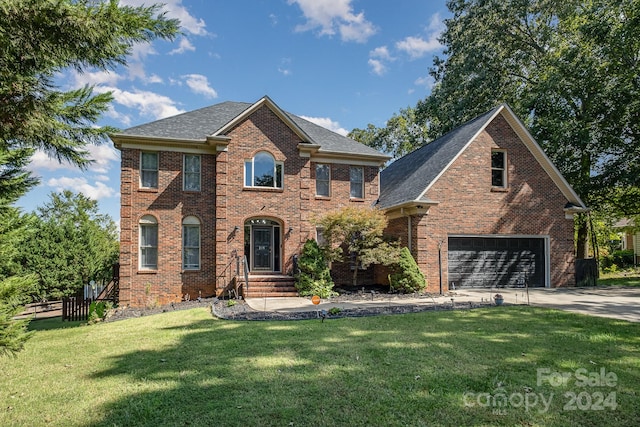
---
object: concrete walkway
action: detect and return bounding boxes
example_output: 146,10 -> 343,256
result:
245,287 -> 640,323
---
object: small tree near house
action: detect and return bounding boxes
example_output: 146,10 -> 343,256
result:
389,247 -> 427,293
314,206 -> 399,286
295,239 -> 335,298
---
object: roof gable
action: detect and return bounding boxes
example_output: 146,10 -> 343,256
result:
378,104 -> 587,211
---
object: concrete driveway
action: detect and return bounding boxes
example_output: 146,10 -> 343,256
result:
245,287 -> 640,323
457,287 -> 640,323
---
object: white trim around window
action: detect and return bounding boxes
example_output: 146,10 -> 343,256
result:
349,166 -> 364,199
182,216 -> 201,270
140,152 -> 159,189
244,151 -> 283,189
491,150 -> 507,188
183,154 -> 201,192
139,215 -> 158,270
315,163 -> 331,197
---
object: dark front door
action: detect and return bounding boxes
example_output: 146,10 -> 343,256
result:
253,227 -> 272,270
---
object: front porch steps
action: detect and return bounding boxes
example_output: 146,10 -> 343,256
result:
240,275 -> 298,298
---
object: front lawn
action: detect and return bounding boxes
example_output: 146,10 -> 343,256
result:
1,307 -> 639,426
598,268 -> 640,287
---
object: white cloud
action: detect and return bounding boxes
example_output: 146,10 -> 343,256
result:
368,59 -> 386,76
86,144 -> 120,174
121,0 -> 208,36
182,74 -> 218,99
396,14 -> 444,59
169,37 -> 196,55
70,69 -> 122,87
147,74 -> 163,84
370,46 -> 392,60
47,177 -> 117,200
28,144 -> 120,177
288,0 -> 376,43
106,87 -> 185,119
300,115 -> 349,136
414,75 -> 435,89
368,46 -> 394,76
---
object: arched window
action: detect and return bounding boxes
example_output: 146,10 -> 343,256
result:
183,216 -> 201,270
139,215 -> 158,269
244,151 -> 283,188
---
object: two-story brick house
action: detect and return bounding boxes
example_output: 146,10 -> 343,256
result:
111,97 -> 586,307
111,96 -> 389,306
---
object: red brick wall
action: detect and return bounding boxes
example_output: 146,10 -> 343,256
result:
383,114 -> 575,292
119,149 -> 217,307
119,104 -> 381,306
218,105 -> 380,290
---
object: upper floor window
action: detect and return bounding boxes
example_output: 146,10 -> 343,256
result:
139,215 -> 158,269
140,152 -> 158,189
491,150 -> 507,188
244,151 -> 283,189
350,166 -> 364,199
182,216 -> 201,270
315,164 -> 330,197
183,154 -> 201,191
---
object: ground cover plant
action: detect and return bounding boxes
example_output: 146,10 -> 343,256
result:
1,307 -> 639,426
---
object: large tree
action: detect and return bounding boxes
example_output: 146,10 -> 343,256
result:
414,0 -> 640,258
349,106 -> 429,160
0,0 -> 179,356
20,191 -> 119,300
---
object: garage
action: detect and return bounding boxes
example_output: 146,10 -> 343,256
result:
448,237 -> 547,288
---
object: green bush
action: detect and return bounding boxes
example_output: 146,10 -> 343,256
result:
601,249 -> 635,271
295,239 -> 336,298
389,247 -> 427,293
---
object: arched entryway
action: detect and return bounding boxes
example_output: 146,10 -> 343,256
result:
244,218 -> 282,273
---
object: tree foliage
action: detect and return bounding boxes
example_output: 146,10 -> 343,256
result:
314,207 -> 399,286
0,0 -> 178,355
19,191 -> 119,300
412,0 -> 640,256
349,106 -> 429,160
0,207 -> 36,357
295,239 -> 336,298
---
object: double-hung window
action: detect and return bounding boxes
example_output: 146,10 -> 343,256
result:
244,151 -> 283,189
139,215 -> 158,269
183,154 -> 201,191
491,150 -> 507,188
315,164 -> 330,197
349,166 -> 364,199
140,152 -> 158,189
182,216 -> 201,270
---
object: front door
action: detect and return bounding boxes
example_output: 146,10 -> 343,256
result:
252,226 -> 272,271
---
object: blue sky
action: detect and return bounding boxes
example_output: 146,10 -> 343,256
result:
19,0 -> 450,226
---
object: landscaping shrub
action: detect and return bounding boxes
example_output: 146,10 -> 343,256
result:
295,239 -> 336,298
601,249 -> 635,272
389,247 -> 427,293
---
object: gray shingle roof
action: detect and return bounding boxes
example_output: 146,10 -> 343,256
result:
377,106 -> 501,209
116,99 -> 385,158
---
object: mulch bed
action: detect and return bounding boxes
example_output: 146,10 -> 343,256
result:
104,287 -> 494,322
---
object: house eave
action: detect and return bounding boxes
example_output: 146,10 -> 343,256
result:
381,199 -> 439,219
564,204 -> 590,219
310,150 -> 391,166
110,133 -> 230,152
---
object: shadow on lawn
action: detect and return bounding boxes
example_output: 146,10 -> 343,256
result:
86,307 -> 640,427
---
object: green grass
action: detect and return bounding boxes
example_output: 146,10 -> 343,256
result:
598,269 -> 640,287
2,307 -> 639,426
